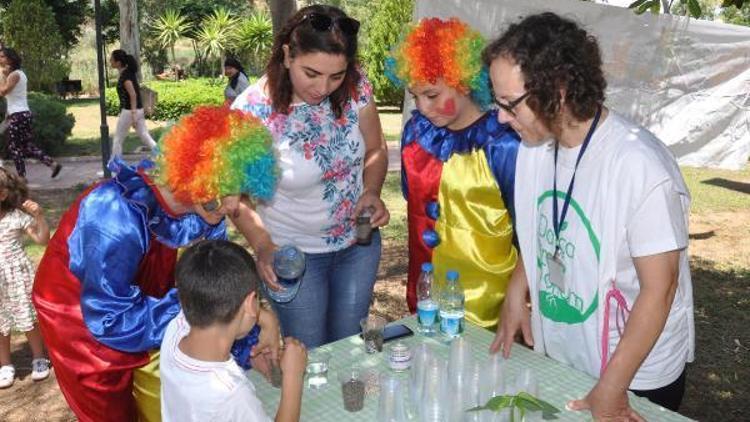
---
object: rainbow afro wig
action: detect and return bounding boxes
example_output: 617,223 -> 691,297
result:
157,106 -> 277,205
386,17 -> 492,110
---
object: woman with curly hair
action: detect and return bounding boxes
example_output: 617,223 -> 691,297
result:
387,17 -> 520,330
485,12 -> 694,418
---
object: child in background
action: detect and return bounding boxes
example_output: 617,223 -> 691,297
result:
161,240 -> 307,422
0,167 -> 51,388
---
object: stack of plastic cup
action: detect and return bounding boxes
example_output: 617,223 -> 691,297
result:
408,343 -> 434,419
420,356 -> 448,422
446,337 -> 476,421
479,354 -> 507,422
377,373 -> 407,422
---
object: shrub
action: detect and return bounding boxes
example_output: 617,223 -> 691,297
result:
105,77 -> 248,121
0,93 -> 75,156
1,0 -> 70,92
360,0 -> 414,108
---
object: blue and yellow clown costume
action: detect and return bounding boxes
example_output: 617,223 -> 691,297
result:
389,18 -> 520,329
32,107 -> 277,422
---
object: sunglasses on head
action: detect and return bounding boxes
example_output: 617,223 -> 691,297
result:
299,12 -> 360,36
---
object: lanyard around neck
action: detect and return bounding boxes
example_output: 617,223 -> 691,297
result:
552,107 -> 602,256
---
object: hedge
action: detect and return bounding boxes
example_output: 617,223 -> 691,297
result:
105,77 -> 254,121
1,93 -> 75,156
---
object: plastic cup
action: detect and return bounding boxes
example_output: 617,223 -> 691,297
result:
356,207 -> 374,245
361,315 -> 386,353
448,337 -> 474,381
377,373 -> 407,422
339,366 -> 366,412
306,348 -> 330,390
420,356 -> 448,422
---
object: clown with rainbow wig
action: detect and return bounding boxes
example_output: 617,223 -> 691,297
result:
387,17 -> 521,329
32,106 -> 280,422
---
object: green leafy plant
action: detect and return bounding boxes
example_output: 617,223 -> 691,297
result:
0,93 -> 75,156
152,9 -> 192,63
234,12 -> 273,75
627,0 -> 750,18
196,7 -> 239,76
104,78 -> 255,120
469,392 -> 561,422
360,0 -> 414,107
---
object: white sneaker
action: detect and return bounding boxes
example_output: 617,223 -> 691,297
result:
0,365 -> 15,388
31,358 -> 50,381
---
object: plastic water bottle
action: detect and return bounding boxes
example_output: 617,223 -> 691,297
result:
439,270 -> 465,339
268,245 -> 305,303
416,263 -> 438,336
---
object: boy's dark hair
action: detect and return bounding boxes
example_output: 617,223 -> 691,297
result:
265,4 -> 361,119
176,240 -> 260,328
482,12 -> 606,130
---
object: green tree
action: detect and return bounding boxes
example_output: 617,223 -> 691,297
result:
720,0 -> 750,23
629,0 -> 749,18
361,0 -> 414,107
233,12 -> 273,75
196,8 -> 239,76
1,0 -> 68,92
0,0 -> 89,50
152,9 -> 192,63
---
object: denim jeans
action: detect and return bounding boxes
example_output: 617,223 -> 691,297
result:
268,230 -> 382,348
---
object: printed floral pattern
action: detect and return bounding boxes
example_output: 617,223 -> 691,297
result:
234,73 -> 373,247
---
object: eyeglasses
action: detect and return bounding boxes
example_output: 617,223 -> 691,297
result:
494,92 -> 530,117
299,12 -> 360,36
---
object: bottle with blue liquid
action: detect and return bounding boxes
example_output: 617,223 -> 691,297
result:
268,245 -> 305,303
439,270 -> 465,339
416,263 -> 438,335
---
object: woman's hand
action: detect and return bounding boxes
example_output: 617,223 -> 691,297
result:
353,189 -> 390,228
256,239 -> 282,291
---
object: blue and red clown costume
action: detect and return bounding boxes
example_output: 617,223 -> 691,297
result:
32,106 -> 277,422
388,18 -> 520,329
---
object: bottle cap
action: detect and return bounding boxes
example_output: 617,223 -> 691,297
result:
446,270 -> 459,281
421,262 -> 433,272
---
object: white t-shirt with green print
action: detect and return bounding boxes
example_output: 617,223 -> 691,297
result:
514,111 -> 694,391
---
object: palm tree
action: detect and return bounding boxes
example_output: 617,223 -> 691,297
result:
196,7 -> 239,76
152,9 -> 192,63
235,12 -> 274,73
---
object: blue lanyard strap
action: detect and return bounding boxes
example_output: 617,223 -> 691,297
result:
552,107 -> 602,255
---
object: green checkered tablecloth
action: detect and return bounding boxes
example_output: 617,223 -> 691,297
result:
248,317 -> 692,421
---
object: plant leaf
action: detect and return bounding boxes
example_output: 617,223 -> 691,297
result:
515,392 -> 561,420
628,0 -> 649,9
687,0 -> 702,18
468,395 -> 516,412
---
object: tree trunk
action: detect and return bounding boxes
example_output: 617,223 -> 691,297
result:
269,0 -> 297,36
119,0 -> 142,80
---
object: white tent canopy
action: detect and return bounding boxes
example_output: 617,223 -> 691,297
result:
407,0 -> 750,169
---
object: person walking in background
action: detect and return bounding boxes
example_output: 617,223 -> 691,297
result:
0,48 -> 62,179
224,57 -> 250,104
231,4 -> 390,349
0,167 -> 51,388
109,49 -> 157,160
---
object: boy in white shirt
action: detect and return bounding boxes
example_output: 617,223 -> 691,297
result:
161,240 -> 307,422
